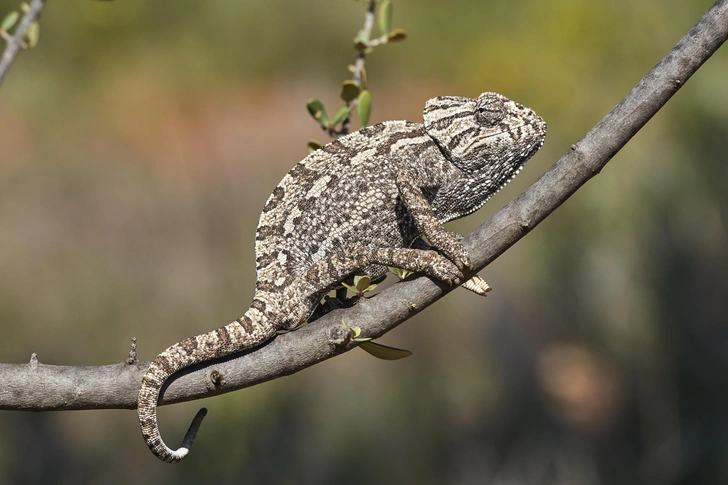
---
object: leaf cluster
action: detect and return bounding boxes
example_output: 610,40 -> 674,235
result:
1,2 -> 39,49
306,0 -> 407,152
342,319 -> 412,360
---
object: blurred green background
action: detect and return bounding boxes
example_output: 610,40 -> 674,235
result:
0,0 -> 727,483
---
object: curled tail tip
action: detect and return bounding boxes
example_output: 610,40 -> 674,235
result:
174,408 -> 208,461
147,408 -> 208,463
168,447 -> 189,463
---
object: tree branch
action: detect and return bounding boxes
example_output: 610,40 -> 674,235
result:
0,0 -> 46,88
1,0 -> 727,412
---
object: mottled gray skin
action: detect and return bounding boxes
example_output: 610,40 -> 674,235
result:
138,92 -> 546,462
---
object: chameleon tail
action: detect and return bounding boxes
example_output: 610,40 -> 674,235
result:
137,298 -> 277,463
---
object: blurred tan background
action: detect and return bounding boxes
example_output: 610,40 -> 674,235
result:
0,0 -> 727,483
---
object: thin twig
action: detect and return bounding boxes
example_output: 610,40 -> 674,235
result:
0,0 -> 727,412
0,0 -> 46,88
337,0 -> 375,137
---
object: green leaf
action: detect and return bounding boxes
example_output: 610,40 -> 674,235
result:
357,90 -> 372,127
342,319 -> 365,340
1,11 -> 19,32
354,275 -> 371,293
378,0 -> 393,35
307,140 -> 323,153
306,98 -> 329,126
360,67 -> 368,90
359,341 -> 413,360
331,106 -> 352,126
354,29 -> 369,51
387,28 -> 407,42
340,80 -> 361,102
356,28 -> 369,44
24,21 -> 39,48
388,266 -> 414,280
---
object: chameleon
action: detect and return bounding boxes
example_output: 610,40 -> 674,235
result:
137,91 -> 546,463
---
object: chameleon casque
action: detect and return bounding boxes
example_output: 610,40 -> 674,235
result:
137,92 -> 546,463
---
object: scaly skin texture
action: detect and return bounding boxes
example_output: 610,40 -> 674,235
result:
137,92 -> 547,462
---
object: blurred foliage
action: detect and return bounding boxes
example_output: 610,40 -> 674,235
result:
307,0 -> 405,144
0,2 -> 40,52
0,0 -> 727,484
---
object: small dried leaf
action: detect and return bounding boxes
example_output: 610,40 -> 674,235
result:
357,90 -> 372,127
360,67 -> 368,90
378,0 -> 393,35
20,3 -> 29,13
307,140 -> 324,153
359,341 -> 413,360
306,98 -> 329,126
340,80 -> 361,102
25,21 -> 39,48
1,11 -> 19,32
387,28 -> 407,42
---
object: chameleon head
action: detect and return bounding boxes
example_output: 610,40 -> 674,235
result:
423,92 -> 546,185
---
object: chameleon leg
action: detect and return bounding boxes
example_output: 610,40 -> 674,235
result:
298,246 -> 464,292
396,171 -> 471,270
411,237 -> 490,296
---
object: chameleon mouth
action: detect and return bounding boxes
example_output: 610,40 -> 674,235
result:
450,139 -> 543,221
454,121 -> 546,219
490,135 -> 546,200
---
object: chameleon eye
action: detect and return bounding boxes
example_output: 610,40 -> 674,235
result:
475,98 -> 506,126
